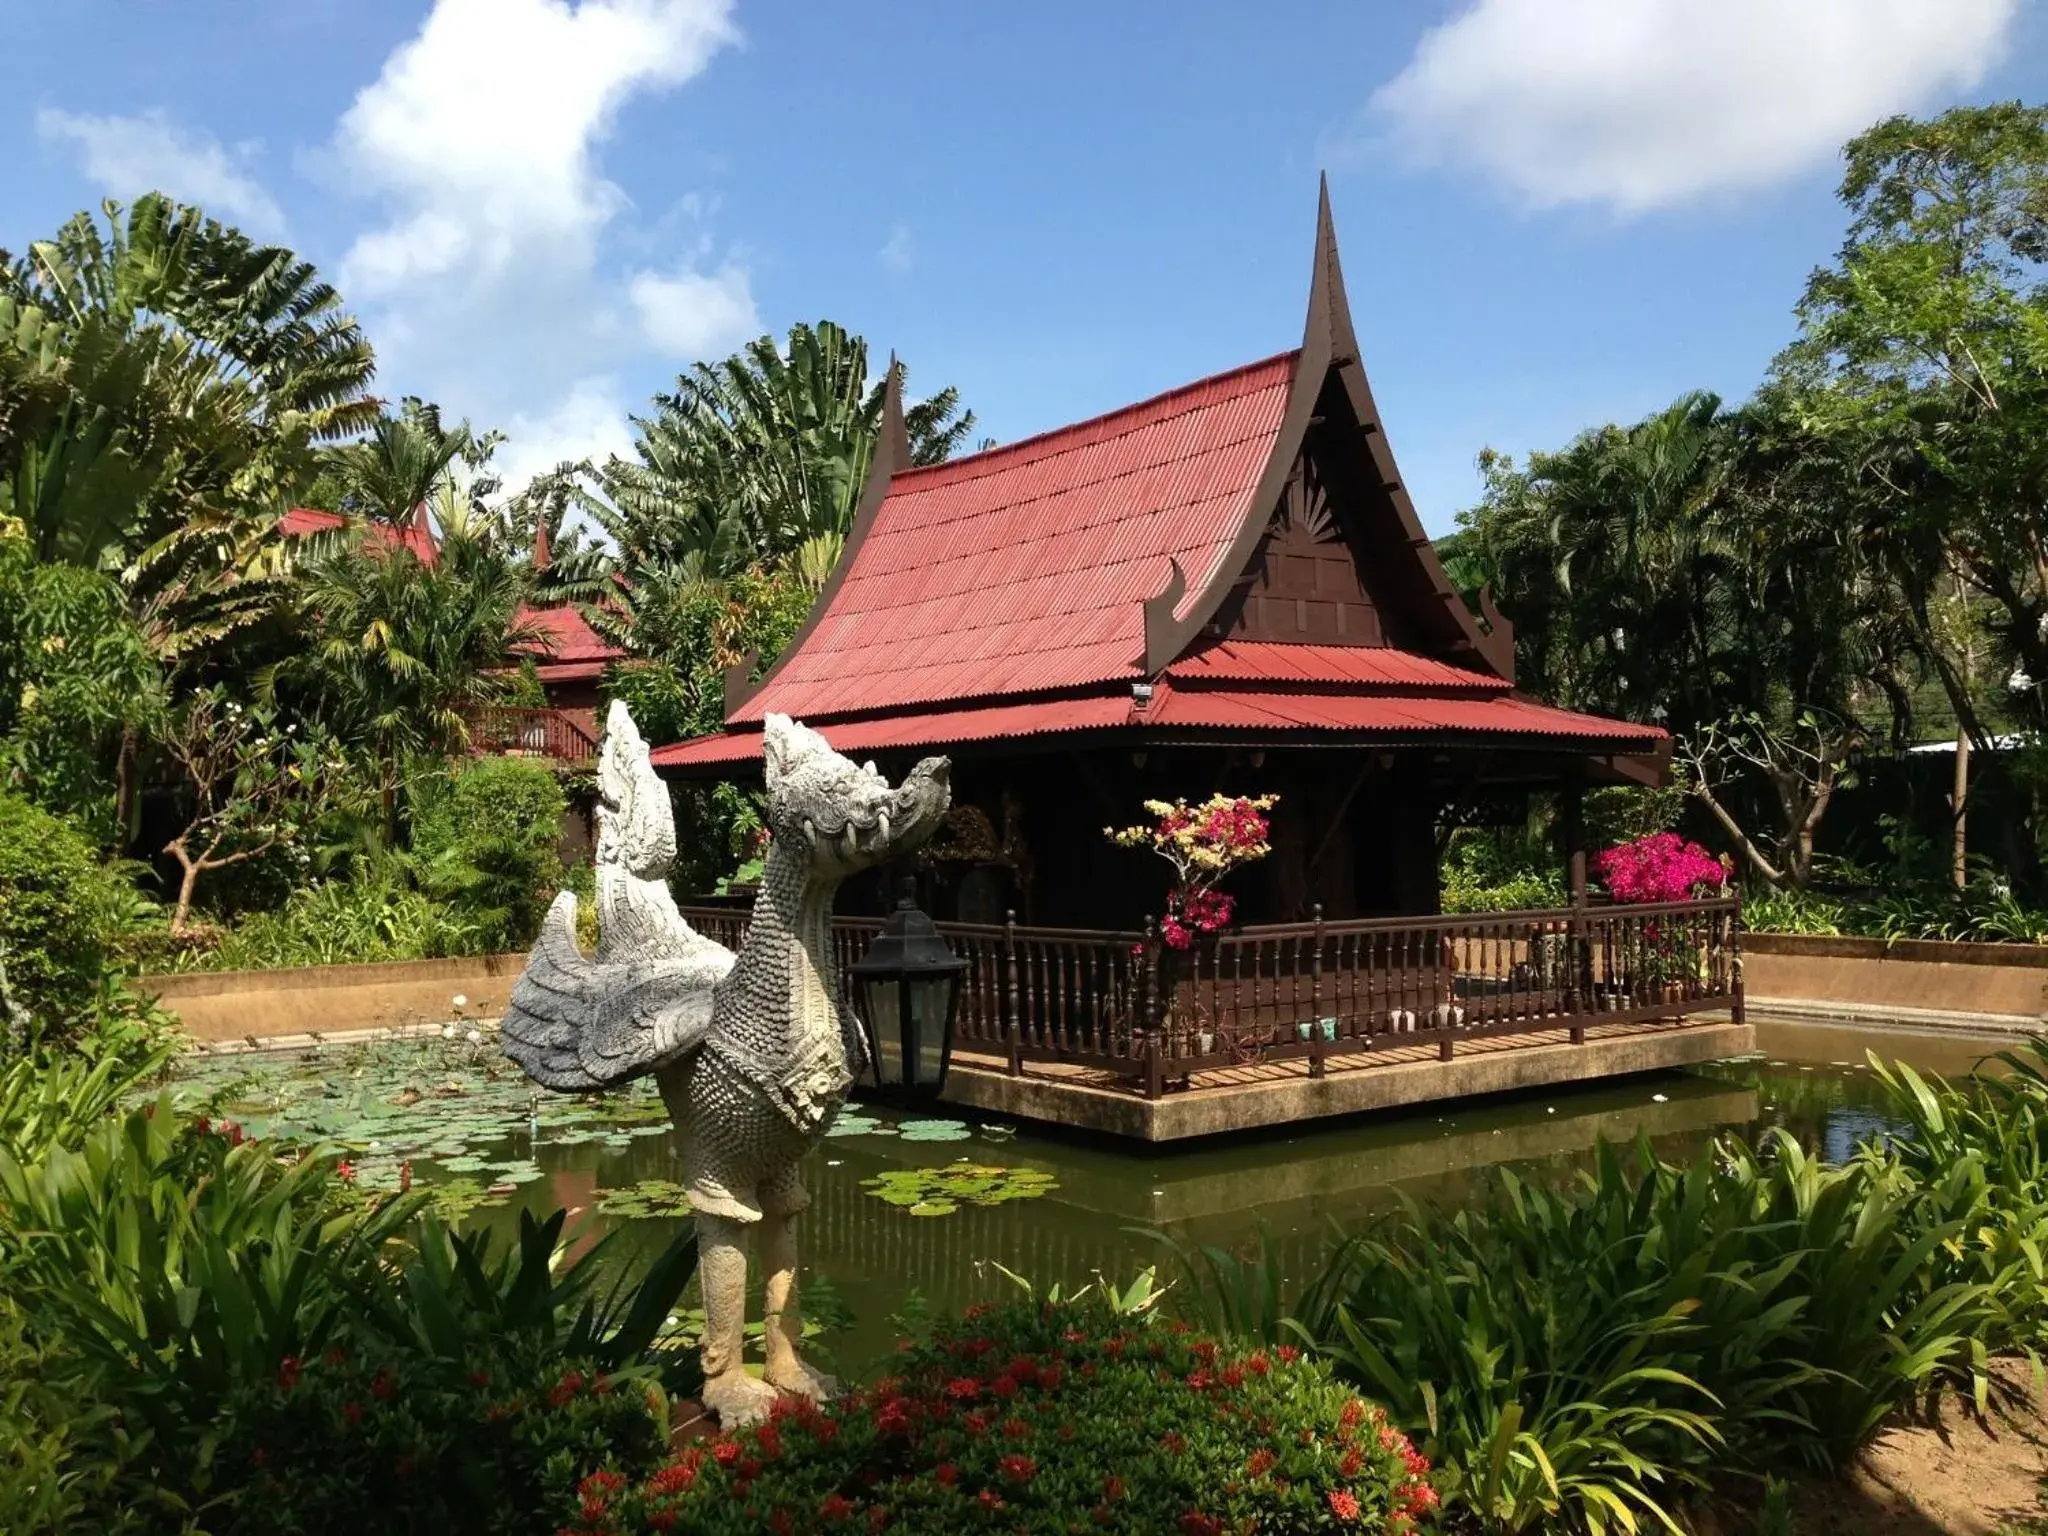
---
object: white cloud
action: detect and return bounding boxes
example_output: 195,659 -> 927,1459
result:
37,108 -> 285,235
629,263 -> 760,358
332,0 -> 738,295
313,0 -> 745,475
879,221 -> 914,275
1369,0 -> 2020,213
495,377 -> 639,492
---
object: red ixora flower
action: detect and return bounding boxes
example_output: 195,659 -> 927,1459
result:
335,1159 -> 357,1183
1180,1515 -> 1223,1536
646,1460 -> 699,1496
933,1463 -> 959,1488
999,1454 -> 1037,1484
276,1355 -> 302,1393
1328,1489 -> 1362,1522
1246,1448 -> 1277,1478
945,1376 -> 981,1400
818,1493 -> 854,1523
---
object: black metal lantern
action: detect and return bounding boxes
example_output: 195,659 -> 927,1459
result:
849,878 -> 967,1102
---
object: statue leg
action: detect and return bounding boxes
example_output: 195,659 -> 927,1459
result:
694,1212 -> 780,1427
759,1168 -> 834,1400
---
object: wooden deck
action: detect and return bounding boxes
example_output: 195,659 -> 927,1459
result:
936,1014 -> 1754,1141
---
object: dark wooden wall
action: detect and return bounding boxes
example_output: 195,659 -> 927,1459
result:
883,744 -> 1441,930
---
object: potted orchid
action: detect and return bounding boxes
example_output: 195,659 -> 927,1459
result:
1591,832 -> 1731,1000
1107,793 -> 1278,1056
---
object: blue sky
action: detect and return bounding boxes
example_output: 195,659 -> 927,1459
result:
5,0 -> 2046,532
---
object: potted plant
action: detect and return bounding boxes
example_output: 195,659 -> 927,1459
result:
1106,792 -> 1278,1061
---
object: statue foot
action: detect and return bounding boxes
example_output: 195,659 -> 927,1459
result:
701,1369 -> 782,1428
764,1356 -> 838,1403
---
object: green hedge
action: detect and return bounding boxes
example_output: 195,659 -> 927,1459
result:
0,791 -> 131,1022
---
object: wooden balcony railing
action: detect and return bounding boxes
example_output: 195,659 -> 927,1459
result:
462,706 -> 599,762
676,896 -> 1743,1099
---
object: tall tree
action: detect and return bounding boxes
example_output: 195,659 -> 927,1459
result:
586,320 -> 975,595
1782,103 -> 2048,746
1777,102 -> 2048,883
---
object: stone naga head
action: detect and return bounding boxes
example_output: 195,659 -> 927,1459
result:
597,700 -> 677,879
760,713 -> 950,877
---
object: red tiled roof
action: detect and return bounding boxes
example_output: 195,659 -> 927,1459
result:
1166,639 -> 1509,693
280,506 -> 439,563
654,684 -> 1664,769
515,603 -> 623,667
731,352 -> 1300,724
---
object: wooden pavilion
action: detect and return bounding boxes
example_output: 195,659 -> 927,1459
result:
653,186 -> 1744,1121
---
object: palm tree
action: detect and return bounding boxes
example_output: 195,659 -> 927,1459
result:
269,521 -> 540,839
3,195 -> 381,835
321,398 -> 486,530
592,320 -> 974,587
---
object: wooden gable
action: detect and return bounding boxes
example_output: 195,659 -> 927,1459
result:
1146,180 -> 1513,683
1202,448 -> 1420,650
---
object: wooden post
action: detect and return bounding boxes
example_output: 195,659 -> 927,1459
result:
1730,899 -> 1746,1025
1140,916 -> 1162,1097
1309,903 -> 1326,1080
1564,780 -> 1589,1043
1003,910 -> 1023,1077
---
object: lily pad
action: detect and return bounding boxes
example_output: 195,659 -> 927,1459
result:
859,1164 -> 1058,1217
896,1119 -> 971,1143
826,1112 -> 895,1138
597,1179 -> 694,1219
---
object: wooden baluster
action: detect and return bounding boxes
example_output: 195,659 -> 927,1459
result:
1003,912 -> 1022,1076
1231,941 -> 1245,1059
1309,904 -> 1326,1079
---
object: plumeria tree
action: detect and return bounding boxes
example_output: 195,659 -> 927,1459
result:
159,689 -> 353,933
1106,794 -> 1277,949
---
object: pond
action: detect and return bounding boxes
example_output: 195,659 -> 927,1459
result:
166,1019 -> 2021,1376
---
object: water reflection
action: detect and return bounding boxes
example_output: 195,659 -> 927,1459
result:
177,1018 -> 2027,1376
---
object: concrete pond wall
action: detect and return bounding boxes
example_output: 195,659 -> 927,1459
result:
1742,931 -> 2048,1033
142,952 -> 527,1044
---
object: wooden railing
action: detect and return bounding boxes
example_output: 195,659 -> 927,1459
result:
676,896 -> 1742,1099
462,706 -> 599,762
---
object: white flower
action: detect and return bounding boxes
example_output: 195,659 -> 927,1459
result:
441,1024 -> 457,1040
2010,666 -> 2034,694
1651,1092 -> 1669,1103
465,1028 -> 482,1045
451,994 -> 468,1008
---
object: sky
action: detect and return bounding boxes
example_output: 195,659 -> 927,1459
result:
5,0 -> 2047,533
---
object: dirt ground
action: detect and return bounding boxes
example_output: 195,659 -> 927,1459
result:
1783,1361 -> 2048,1536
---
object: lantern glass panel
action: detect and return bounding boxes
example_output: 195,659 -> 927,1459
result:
908,976 -> 956,1087
862,977 -> 904,1088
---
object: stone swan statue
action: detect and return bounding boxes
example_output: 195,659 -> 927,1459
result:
501,702 -> 951,1424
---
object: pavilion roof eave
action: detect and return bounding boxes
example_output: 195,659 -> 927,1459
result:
649,685 -> 1667,778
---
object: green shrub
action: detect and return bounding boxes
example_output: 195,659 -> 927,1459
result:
0,1068 -> 699,1532
1170,1130 -> 2004,1533
414,756 -> 568,947
1439,829 -> 1566,915
591,1298 -> 1438,1535
0,790 -> 139,1023
208,1342 -> 667,1536
168,876 -> 486,971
